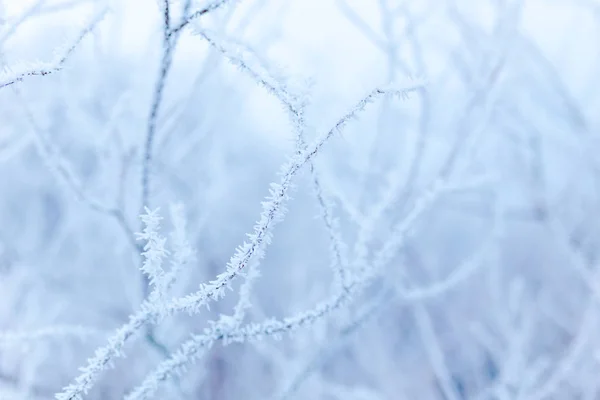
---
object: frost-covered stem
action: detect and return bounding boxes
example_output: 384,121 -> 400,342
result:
439,6 -> 517,180
279,223 -> 496,399
354,0 -> 399,213
397,237 -> 494,300
277,288 -> 394,400
353,69 -> 496,274
349,28 -> 445,275
57,87 -> 398,400
292,106 -> 348,288
130,195 -> 448,400
308,168 -> 348,288
126,176 -> 439,399
362,177 -> 444,276
31,0 -> 89,17
525,299 -> 596,400
352,161 -> 417,274
160,204 -> 194,292
524,214 -> 600,399
360,184 -> 447,282
354,174 -> 495,308
335,0 -> 387,54
140,2 -> 176,216
128,210 -> 256,400
291,105 -> 347,288
138,1 -> 184,358
0,8 -> 107,89
136,7 -> 194,367
140,0 -> 216,227
165,84 -> 423,314
125,262 -> 261,400
126,131 -> 445,399
168,0 -> 234,38
125,275 -> 360,400
162,0 -> 170,40
393,5 -> 430,203
195,29 -> 300,115
136,208 -> 169,302
55,301 -> 159,400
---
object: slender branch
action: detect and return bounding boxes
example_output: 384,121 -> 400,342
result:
168,0 -> 234,38
138,0 -> 219,368
140,1 -> 177,214
276,228 -> 496,400
0,8 -> 108,90
56,85 -> 418,400
277,289 -> 394,400
127,131 -> 486,400
195,29 -> 349,286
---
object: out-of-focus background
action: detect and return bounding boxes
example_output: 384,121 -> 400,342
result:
1,0 -> 600,398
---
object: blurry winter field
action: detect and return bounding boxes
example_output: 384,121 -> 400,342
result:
1,0 -> 600,398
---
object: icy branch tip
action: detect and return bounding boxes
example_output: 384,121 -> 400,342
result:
382,77 -> 428,95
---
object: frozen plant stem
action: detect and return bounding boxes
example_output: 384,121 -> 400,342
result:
140,0 -> 176,228
277,289 -> 394,400
168,0 -> 234,39
138,0 -> 194,363
140,0 -> 236,214
196,30 -> 349,287
0,8 -> 108,90
125,161 -> 444,399
55,84 -> 422,400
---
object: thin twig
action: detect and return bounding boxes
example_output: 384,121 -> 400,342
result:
0,8 -> 108,89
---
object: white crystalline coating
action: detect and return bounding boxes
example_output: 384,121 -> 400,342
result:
136,207 -> 169,304
122,84 -> 427,400
48,2 -> 432,399
0,7 -> 108,90
56,77 -> 425,400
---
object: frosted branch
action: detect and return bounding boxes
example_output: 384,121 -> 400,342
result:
0,8 -> 108,90
168,0 -> 235,38
136,208 -> 169,303
195,29 -> 350,286
56,84 -> 414,400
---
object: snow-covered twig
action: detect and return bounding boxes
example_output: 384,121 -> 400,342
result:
125,258 -> 262,400
130,190 -> 449,399
193,29 -> 352,287
138,0 -> 195,359
168,0 -> 236,38
193,29 -> 302,117
277,288 -> 394,400
125,120 -> 455,398
125,272 -> 359,400
277,224 -> 496,399
56,84 -> 418,400
161,203 -> 195,293
163,83 -> 425,317
136,208 -> 169,304
140,0 -> 178,216
0,8 -> 108,90
121,41 -> 427,396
